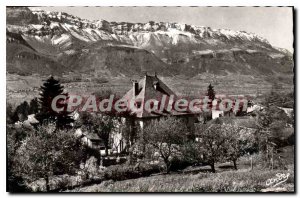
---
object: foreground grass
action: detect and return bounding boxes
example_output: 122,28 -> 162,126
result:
70,169 -> 294,192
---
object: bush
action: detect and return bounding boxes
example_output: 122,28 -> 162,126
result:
27,174 -> 88,192
169,157 -> 194,172
26,161 -> 161,191
84,157 -> 102,180
104,163 -> 161,181
102,157 -> 127,166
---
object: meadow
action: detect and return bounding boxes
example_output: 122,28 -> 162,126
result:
70,168 -> 294,192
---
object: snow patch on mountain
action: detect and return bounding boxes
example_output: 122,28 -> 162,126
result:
11,8 -> 272,50
49,22 -> 60,29
52,34 -> 70,45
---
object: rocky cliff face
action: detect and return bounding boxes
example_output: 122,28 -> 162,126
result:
6,7 -> 293,77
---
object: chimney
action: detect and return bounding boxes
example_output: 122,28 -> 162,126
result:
132,80 -> 138,97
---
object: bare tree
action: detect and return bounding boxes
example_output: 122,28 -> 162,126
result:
187,123 -> 255,171
222,124 -> 243,170
196,124 -> 227,173
143,116 -> 188,173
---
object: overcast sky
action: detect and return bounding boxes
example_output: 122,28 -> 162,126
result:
32,7 -> 294,52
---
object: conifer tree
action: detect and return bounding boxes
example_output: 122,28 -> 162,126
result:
207,83 -> 216,101
36,76 -> 73,129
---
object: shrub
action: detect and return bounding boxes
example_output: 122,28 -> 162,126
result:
84,157 -> 102,180
169,157 -> 194,172
104,163 -> 160,181
27,174 -> 88,192
102,157 -> 127,166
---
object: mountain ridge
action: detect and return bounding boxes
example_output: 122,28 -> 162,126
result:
6,7 -> 293,78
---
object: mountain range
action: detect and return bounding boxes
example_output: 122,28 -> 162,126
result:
6,6 -> 293,79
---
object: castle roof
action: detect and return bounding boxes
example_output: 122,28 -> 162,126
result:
122,74 -> 195,118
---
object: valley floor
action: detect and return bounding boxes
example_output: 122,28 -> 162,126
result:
6,73 -> 294,106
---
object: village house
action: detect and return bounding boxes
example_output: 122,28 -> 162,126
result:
109,74 -> 253,153
114,73 -> 203,152
74,128 -> 109,155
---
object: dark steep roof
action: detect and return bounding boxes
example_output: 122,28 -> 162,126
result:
122,74 -> 196,118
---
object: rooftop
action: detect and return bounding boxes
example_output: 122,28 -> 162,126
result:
122,74 -> 196,118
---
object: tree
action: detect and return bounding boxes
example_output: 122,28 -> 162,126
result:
7,103 -> 15,124
93,88 -> 112,100
29,97 -> 39,115
254,104 -> 294,169
255,106 -> 280,151
93,114 -> 116,156
76,112 -> 116,157
222,124 -> 244,170
12,101 -> 30,122
7,124 -> 33,192
182,141 -> 203,166
225,126 -> 242,169
36,76 -> 73,129
195,124 -> 227,173
187,122 -> 257,171
207,83 -> 216,101
75,111 -> 94,131
149,21 -> 155,26
143,117 -> 188,173
13,124 -> 84,192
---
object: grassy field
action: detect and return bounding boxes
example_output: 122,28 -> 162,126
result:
69,169 -> 294,192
